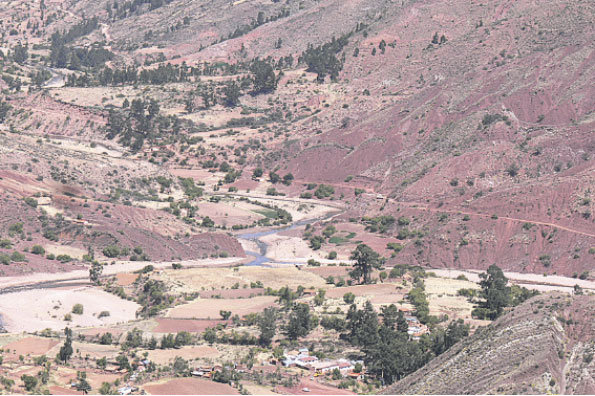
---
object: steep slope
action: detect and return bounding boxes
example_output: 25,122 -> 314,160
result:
382,292 -> 595,395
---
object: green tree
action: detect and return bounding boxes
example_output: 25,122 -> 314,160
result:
13,43 -> 28,64
0,100 -> 12,122
286,303 -> 313,340
75,371 -> 91,394
115,355 -> 130,371
345,301 -> 379,348
343,292 -> 355,304
58,327 -> 73,363
258,307 -> 277,346
252,168 -> 263,179
20,375 -> 37,392
96,356 -> 107,370
478,264 -> 511,319
222,81 -> 241,107
220,310 -> 232,320
89,261 -> 103,285
349,244 -> 383,284
250,59 -> 277,94
99,382 -> 115,395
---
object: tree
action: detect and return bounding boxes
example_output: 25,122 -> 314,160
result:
343,292 -> 355,304
349,244 -> 383,284
313,289 -> 326,306
173,357 -> 189,374
20,375 -> 37,392
99,332 -> 113,345
286,303 -> 313,340
0,100 -> 12,122
90,261 -> 103,285
222,81 -> 241,107
115,355 -> 130,371
258,307 -> 277,346
96,356 -> 107,370
203,328 -> 217,344
75,371 -> 91,394
99,382 -> 115,395
345,301 -> 379,348
250,59 -> 277,94
252,168 -> 263,179
444,319 -> 469,349
58,327 -> 73,363
220,310 -> 232,320
477,264 -> 511,319
431,32 -> 439,44
13,43 -> 28,64
282,173 -> 294,186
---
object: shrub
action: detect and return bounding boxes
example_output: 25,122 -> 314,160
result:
72,304 -> 84,315
0,239 -> 13,248
102,245 -> 121,258
24,197 -> 38,208
343,292 -> 355,304
10,251 -> 26,262
314,184 -> 334,199
31,245 -> 45,255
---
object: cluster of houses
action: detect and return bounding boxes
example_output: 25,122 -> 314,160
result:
282,348 -> 364,379
191,365 -> 221,378
405,314 -> 429,340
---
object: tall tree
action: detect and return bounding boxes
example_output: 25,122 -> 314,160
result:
479,264 -> 511,318
58,327 -> 73,363
222,81 -> 241,107
349,244 -> 383,284
258,307 -> 277,346
286,303 -> 313,340
250,60 -> 277,94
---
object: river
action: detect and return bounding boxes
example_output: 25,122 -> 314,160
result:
237,209 -> 341,266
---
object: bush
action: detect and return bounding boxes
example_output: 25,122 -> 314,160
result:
24,197 -> 38,208
10,251 -> 26,262
31,245 -> 45,255
343,292 -> 355,304
72,304 -> 84,315
0,239 -> 12,249
314,184 -> 334,199
102,245 -> 121,258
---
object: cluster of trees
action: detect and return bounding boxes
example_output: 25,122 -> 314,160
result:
471,264 -> 539,319
225,9 -> 290,41
362,215 -> 396,234
12,43 -> 28,65
300,34 -> 350,82
136,278 -> 174,317
49,18 -> 113,70
68,61 -> 250,87
106,0 -> 175,20
344,302 -> 468,385
250,59 -> 277,94
107,98 -> 183,150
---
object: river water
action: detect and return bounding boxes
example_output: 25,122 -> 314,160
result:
237,211 -> 339,266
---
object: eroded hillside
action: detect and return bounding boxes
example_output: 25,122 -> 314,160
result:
383,292 -> 595,395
